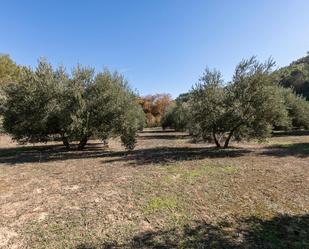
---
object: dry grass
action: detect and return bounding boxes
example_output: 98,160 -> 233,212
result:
0,129 -> 308,248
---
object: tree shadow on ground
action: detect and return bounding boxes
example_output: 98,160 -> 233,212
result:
0,142 -> 106,165
1,128 -> 308,165
102,146 -> 250,166
1,142 -> 308,166
272,130 -> 309,137
76,214 -> 309,249
139,129 -> 176,134
138,134 -> 190,140
0,143 -> 250,166
261,143 -> 309,158
138,129 -> 189,140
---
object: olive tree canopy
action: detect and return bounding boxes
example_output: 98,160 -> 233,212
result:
1,59 -> 145,150
189,57 -> 290,148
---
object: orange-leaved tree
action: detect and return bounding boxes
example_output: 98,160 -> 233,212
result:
138,93 -> 172,127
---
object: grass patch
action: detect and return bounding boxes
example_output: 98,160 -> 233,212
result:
267,141 -> 293,146
142,194 -> 192,227
142,163 -> 237,217
143,195 -> 181,214
220,165 -> 236,173
162,163 -> 237,184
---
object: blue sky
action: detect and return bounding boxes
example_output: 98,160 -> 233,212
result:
1,0 -> 309,97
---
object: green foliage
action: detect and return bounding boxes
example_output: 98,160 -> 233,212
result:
274,54 -> 309,100
161,95 -> 190,131
161,102 -> 176,130
189,57 -> 290,148
2,62 -> 54,142
279,87 -> 309,129
1,59 -> 145,150
0,54 -> 21,85
0,55 -> 23,132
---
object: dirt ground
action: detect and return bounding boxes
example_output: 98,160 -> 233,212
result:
0,129 -> 308,248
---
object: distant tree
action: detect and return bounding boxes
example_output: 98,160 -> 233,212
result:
273,54 -> 309,100
279,87 -> 309,129
138,93 -> 172,127
138,95 -> 155,127
161,102 -> 176,130
190,57 -> 290,148
161,94 -> 190,131
2,59 -> 145,150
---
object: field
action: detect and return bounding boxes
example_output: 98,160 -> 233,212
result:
0,129 -> 308,248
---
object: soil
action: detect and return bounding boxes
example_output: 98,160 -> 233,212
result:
0,128 -> 308,248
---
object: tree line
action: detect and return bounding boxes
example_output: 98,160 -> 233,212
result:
1,54 -> 309,149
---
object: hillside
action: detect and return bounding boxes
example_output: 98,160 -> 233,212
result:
274,54 -> 309,100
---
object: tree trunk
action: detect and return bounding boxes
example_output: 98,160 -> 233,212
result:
61,135 -> 70,150
212,131 -> 221,148
77,136 -> 88,150
223,131 -> 234,148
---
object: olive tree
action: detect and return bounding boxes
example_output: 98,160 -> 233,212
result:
0,55 -> 22,132
2,59 -> 145,150
280,87 -> 309,129
189,57 -> 290,148
0,55 -> 21,85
